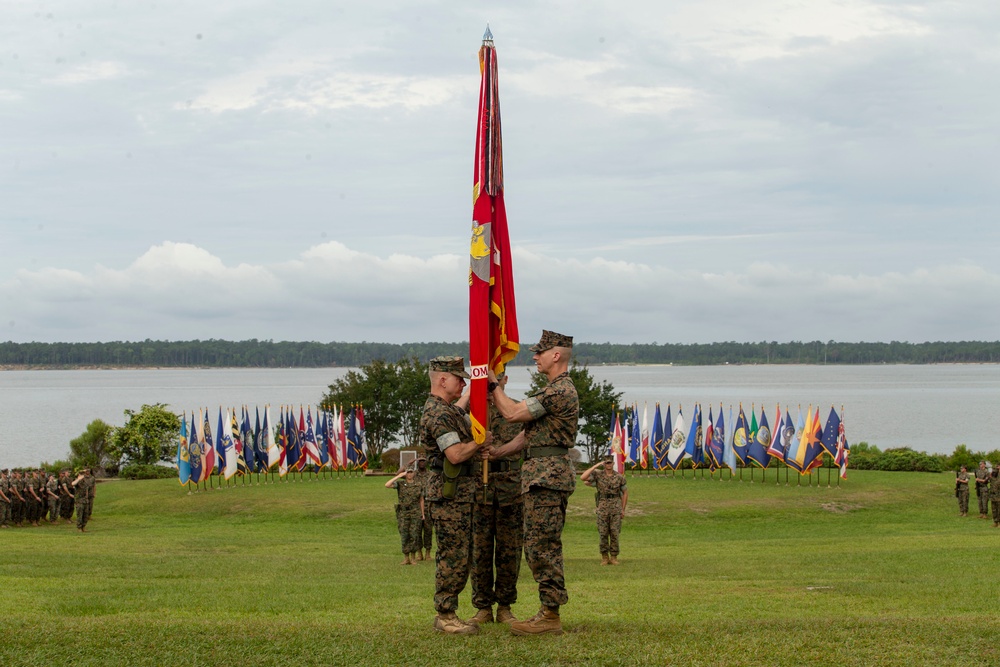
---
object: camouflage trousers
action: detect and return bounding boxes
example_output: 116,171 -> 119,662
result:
471,499 -> 523,609
523,486 -> 569,608
992,497 -> 1000,524
76,499 -> 92,530
25,498 -> 40,524
0,500 -> 9,526
11,499 -> 23,525
61,497 -> 75,520
428,500 -> 473,614
47,498 -> 60,523
958,490 -> 969,514
978,489 -> 990,516
420,517 -> 433,552
596,502 -> 622,556
396,509 -> 422,555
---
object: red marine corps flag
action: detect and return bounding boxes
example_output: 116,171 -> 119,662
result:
469,26 -> 519,446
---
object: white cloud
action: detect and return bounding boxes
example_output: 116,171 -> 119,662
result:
3,241 -> 997,345
48,61 -> 130,85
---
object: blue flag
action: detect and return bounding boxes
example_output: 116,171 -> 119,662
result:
733,405 -> 749,465
708,405 -> 725,469
747,406 -> 772,469
177,413 -> 191,485
241,407 -> 257,474
188,412 -> 203,484
650,403 -> 664,471
683,404 -> 702,466
821,406 -> 841,458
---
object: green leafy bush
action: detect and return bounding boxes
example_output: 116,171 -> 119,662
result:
119,464 -> 178,480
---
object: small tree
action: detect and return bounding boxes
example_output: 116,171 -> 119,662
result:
321,358 -> 429,467
110,403 -> 181,466
396,357 -> 430,450
69,419 -> 115,476
528,361 -> 622,463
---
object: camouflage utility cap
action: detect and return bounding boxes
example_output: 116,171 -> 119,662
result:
429,356 -> 470,379
530,329 -> 573,353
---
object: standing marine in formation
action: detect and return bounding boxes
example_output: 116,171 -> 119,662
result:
975,461 -> 990,519
956,466 -> 970,517
581,456 -> 628,565
488,329 -> 579,636
989,466 -> 1000,528
413,457 -> 433,561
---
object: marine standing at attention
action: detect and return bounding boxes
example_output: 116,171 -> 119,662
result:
989,465 -> 1000,528
413,457 -> 433,561
956,466 -> 970,517
487,329 -> 578,636
581,457 -> 628,565
419,356 -> 490,635
975,461 -> 990,519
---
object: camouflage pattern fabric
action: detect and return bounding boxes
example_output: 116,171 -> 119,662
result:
957,471 -> 970,514
46,475 -> 59,522
75,475 -> 95,530
413,468 -> 434,551
391,478 -> 423,554
976,466 -> 990,515
0,474 -> 10,526
591,468 -> 627,556
990,473 -> 1000,523
471,407 -> 523,609
519,371 -> 579,609
428,498 -> 473,614
10,477 -> 24,525
419,393 -> 476,614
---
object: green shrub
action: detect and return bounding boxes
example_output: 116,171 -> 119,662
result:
119,464 -> 178,480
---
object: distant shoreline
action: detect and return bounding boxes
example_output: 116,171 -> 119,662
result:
3,361 -> 999,372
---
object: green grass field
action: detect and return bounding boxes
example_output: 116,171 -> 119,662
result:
2,469 -> 998,667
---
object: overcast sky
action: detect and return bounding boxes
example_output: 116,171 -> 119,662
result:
2,0 -> 997,346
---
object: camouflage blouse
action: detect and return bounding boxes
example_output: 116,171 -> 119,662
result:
392,478 -> 423,514
419,394 -> 476,503
520,372 -> 579,494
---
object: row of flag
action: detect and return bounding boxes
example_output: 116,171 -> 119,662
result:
176,405 -> 368,486
609,403 -> 850,479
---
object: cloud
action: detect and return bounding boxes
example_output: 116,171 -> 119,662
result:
3,241 -> 997,345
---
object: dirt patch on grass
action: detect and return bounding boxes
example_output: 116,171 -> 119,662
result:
820,502 -> 863,513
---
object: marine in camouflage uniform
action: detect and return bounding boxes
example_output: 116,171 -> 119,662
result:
45,473 -> 60,523
385,469 -> 424,564
413,458 -> 434,559
975,461 -> 990,518
989,467 -> 1000,527
59,470 -> 75,521
467,383 -> 524,625
72,468 -> 95,532
10,471 -> 25,526
25,471 -> 43,526
956,467 -> 970,516
582,458 -> 628,564
488,330 -> 578,636
419,356 -> 488,635
0,469 -> 11,528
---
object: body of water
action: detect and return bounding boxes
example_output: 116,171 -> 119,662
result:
1,364 -> 997,468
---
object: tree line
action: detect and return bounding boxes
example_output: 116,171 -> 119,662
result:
2,339 -> 1000,368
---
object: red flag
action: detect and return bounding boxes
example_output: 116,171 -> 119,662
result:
469,28 -> 519,444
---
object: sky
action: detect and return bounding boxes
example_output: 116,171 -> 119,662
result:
2,0 -> 998,346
